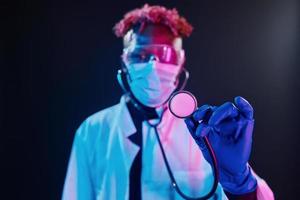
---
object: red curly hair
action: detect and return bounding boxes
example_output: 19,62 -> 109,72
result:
113,4 -> 193,38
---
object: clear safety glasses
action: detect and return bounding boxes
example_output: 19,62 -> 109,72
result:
122,44 -> 185,66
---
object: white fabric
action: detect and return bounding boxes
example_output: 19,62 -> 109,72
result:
62,96 -> 274,200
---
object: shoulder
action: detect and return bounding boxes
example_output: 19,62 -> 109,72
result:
76,102 -> 121,139
84,103 -> 120,129
73,100 -> 124,155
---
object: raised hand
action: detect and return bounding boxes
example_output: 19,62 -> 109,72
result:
184,96 -> 257,195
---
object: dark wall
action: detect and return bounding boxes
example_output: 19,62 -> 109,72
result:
2,0 -> 299,199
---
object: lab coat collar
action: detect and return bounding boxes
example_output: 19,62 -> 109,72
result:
118,95 -> 172,136
118,95 -> 137,138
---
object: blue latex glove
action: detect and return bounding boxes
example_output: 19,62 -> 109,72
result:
184,96 -> 257,195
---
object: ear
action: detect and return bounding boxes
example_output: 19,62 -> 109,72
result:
173,37 -> 183,51
123,30 -> 136,49
117,69 -> 127,93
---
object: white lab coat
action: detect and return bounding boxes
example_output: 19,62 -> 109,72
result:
62,96 -> 274,200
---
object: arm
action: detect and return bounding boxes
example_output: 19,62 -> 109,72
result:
223,171 -> 274,200
62,122 -> 94,200
254,171 -> 274,200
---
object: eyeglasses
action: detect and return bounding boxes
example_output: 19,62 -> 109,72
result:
122,44 -> 185,65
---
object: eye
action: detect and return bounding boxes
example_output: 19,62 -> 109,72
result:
128,51 -> 149,63
139,52 -> 147,60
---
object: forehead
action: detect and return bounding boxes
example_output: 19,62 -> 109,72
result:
124,24 -> 182,49
135,24 -> 174,45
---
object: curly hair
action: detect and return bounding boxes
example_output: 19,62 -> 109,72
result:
113,4 -> 193,38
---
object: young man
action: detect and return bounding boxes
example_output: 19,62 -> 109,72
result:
62,5 -> 274,200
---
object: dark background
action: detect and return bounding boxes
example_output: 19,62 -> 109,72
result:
2,0 -> 299,199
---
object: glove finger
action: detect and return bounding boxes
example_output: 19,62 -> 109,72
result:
184,117 -> 197,135
195,137 -> 209,152
214,119 -> 238,138
195,123 -> 211,138
192,104 -> 214,122
208,102 -> 239,126
185,119 -> 210,162
236,119 -> 255,146
234,96 -> 254,120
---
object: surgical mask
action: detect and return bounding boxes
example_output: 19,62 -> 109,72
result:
126,61 -> 181,108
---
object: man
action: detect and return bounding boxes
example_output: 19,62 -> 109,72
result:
62,4 -> 274,200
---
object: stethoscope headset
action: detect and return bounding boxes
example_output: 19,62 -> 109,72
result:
117,59 -> 219,200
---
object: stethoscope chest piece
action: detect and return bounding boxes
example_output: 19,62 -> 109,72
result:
169,91 -> 198,118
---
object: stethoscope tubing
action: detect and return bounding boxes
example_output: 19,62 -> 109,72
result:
147,111 -> 220,200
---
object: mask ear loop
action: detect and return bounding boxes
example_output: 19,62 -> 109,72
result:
176,68 -> 189,91
174,49 -> 189,91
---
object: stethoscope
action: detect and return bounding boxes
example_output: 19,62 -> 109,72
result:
117,64 -> 220,200
155,91 -> 219,200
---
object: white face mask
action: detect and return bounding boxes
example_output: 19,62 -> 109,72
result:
126,61 -> 181,108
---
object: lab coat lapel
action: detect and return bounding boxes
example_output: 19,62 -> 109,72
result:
117,96 -> 140,172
